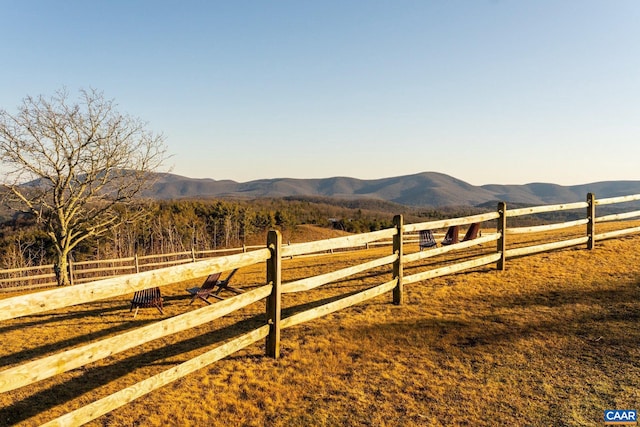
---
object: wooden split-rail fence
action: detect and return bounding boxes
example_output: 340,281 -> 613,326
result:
1,192 -> 639,426
0,238 -> 399,292
0,246 -> 256,291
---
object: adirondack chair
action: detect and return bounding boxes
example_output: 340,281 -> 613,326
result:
130,287 -> 163,318
462,223 -> 481,242
419,230 -> 437,250
187,269 -> 240,305
441,225 -> 460,246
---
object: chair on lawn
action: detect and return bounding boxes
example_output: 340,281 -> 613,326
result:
461,223 -> 481,242
130,287 -> 163,318
419,230 -> 437,250
441,225 -> 460,246
187,269 -> 240,305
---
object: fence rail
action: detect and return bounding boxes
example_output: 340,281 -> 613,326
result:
1,191 -> 640,426
0,246 -> 262,291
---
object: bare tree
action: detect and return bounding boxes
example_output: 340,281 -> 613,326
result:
0,88 -> 168,285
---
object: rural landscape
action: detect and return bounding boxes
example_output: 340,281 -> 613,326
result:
0,216 -> 639,426
1,3 -> 639,424
0,90 -> 639,427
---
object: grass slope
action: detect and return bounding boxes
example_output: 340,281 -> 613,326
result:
1,224 -> 639,426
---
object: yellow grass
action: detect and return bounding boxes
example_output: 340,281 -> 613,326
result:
1,222 -> 639,426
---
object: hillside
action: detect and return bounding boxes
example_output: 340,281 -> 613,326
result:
2,224 -> 639,425
144,171 -> 640,207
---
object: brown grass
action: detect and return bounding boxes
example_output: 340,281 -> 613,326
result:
1,223 -> 639,426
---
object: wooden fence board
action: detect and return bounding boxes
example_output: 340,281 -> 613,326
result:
281,228 -> 396,258
596,210 -> 640,222
136,250 -> 192,260
506,201 -> 588,217
403,253 -> 502,285
595,193 -> 640,205
0,248 -> 271,322
137,258 -> 193,268
403,212 -> 499,234
403,234 -> 499,264
71,257 -> 135,266
506,218 -> 589,234
0,272 -> 56,283
505,236 -> 588,258
73,265 -> 135,275
594,226 -> 640,241
282,254 -> 398,294
0,285 -> 271,394
281,279 -> 398,329
0,264 -> 54,274
0,281 -> 57,291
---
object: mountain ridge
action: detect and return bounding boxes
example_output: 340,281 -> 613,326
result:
144,171 -> 640,208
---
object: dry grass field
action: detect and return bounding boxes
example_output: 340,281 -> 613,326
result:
1,222 -> 639,426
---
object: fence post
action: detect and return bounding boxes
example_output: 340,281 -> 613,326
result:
68,257 -> 75,286
497,202 -> 507,271
587,192 -> 596,250
191,247 -> 196,262
266,230 -> 282,358
134,254 -> 140,273
392,215 -> 404,305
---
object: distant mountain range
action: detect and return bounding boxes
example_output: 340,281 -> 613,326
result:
144,171 -> 640,208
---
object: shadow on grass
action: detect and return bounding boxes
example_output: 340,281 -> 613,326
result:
0,313 -> 267,425
0,316 -> 158,367
491,276 -> 640,311
0,288 -> 201,335
0,293 -> 205,366
1,285 -> 381,425
4,264 -> 638,424
0,291 -> 230,367
0,281 -> 357,368
347,277 -> 640,352
0,300 -> 131,334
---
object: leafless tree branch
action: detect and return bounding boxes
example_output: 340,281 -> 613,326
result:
0,88 -> 169,285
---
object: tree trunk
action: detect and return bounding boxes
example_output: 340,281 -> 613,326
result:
54,251 -> 72,286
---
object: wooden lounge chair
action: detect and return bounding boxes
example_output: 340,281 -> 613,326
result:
419,230 -> 437,250
462,223 -> 481,242
441,225 -> 460,246
130,287 -> 163,318
187,269 -> 240,305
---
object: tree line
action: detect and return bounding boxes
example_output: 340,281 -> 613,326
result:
0,197 -> 446,270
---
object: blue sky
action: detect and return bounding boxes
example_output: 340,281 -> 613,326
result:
1,1 -> 639,185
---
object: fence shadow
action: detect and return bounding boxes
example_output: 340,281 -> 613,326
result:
345,278 -> 640,352
0,313 -> 267,425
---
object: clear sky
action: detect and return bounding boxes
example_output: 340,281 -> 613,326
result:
1,1 -> 639,186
